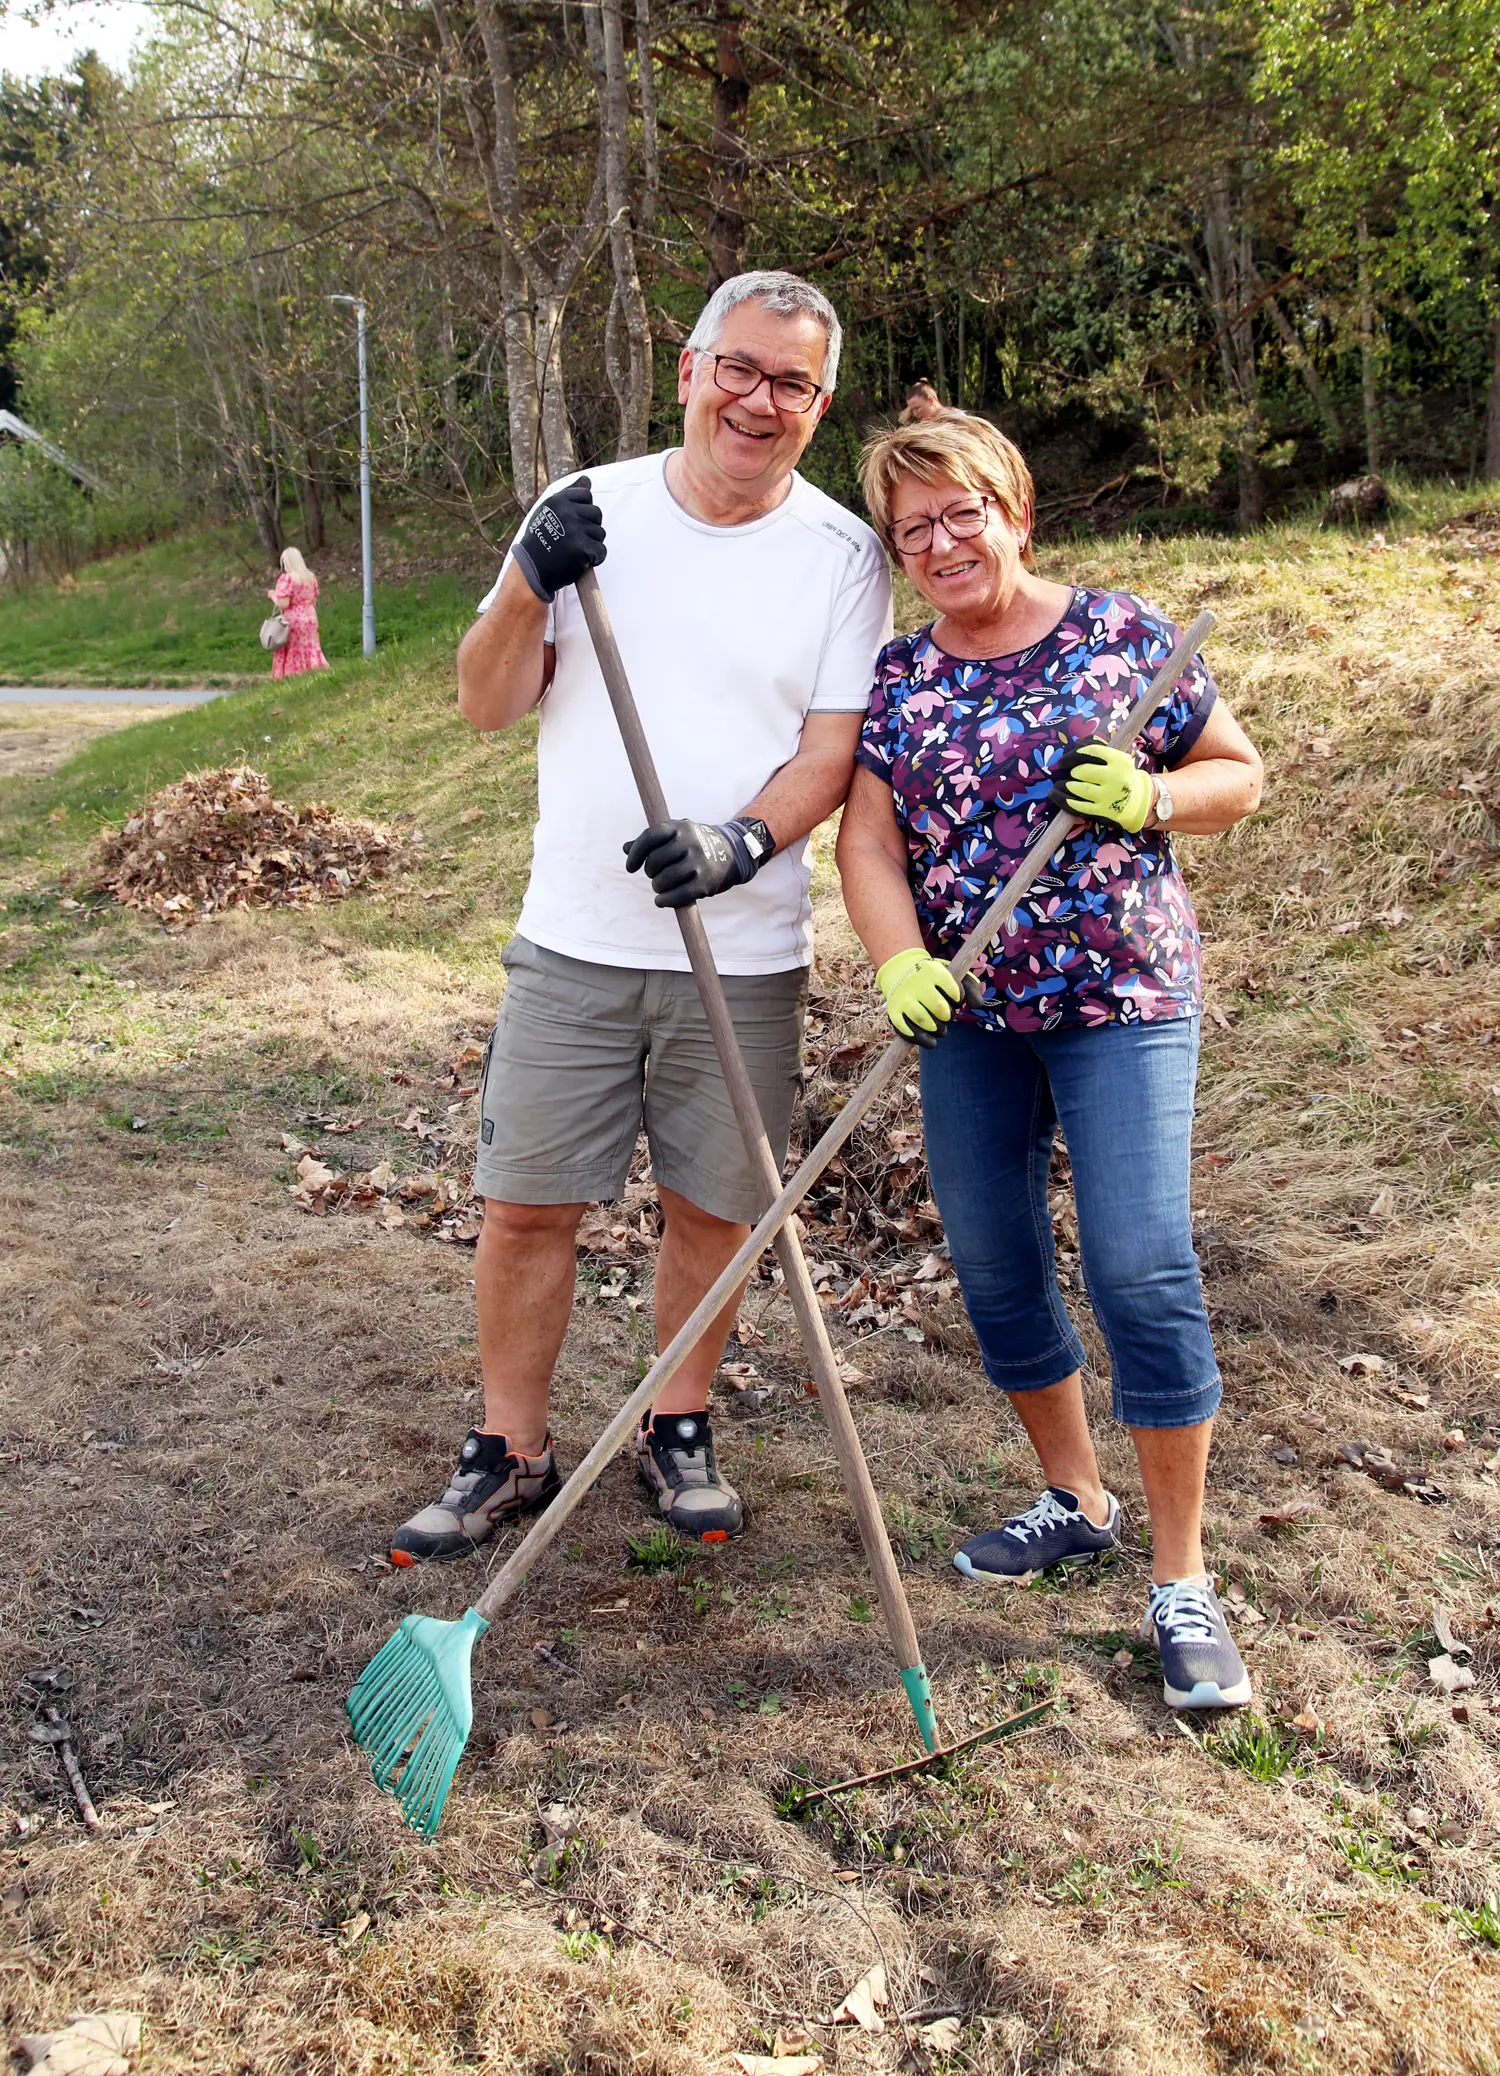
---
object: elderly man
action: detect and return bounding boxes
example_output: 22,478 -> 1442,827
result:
391,270 -> 892,1564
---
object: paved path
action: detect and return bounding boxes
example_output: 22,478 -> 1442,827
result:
0,685 -> 229,705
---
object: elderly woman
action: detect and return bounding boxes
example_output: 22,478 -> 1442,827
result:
836,416 -> 1263,1712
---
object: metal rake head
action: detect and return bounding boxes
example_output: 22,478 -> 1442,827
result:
345,1608 -> 489,1839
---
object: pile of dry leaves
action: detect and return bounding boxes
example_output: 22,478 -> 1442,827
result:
96,766 -> 410,925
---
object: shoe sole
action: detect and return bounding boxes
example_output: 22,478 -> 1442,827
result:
1163,1674 -> 1253,1710
389,1473 -> 561,1567
953,1546 -> 1115,1587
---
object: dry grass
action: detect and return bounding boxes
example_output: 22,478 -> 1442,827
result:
3,485 -> 1500,2074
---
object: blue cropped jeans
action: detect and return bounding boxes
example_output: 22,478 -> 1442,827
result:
918,1015 -> 1221,1430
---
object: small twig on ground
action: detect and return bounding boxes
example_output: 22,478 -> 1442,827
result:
33,1707 -> 101,1832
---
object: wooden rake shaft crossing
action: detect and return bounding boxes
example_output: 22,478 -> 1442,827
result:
575,566 -> 941,1748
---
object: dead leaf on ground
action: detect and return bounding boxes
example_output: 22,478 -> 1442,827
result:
295,1153 -> 336,1191
19,2010 -> 141,2074
1429,1654 -> 1476,1696
1338,1351 -> 1386,1375
831,1961 -> 888,2032
458,806 -> 485,825
1433,1607 -> 1470,1661
1388,1386 -> 1430,1410
772,2030 -> 818,2058
340,1911 -> 371,1943
733,2057 -> 823,2076
1259,1498 -> 1315,1531
921,2017 -> 963,2053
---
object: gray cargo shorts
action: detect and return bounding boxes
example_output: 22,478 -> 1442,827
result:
472,935 -> 808,1225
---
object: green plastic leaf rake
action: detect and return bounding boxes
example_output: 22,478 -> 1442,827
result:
345,610 -> 1214,1838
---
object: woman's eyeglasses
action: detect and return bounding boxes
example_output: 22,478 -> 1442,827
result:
705,352 -> 824,415
889,496 -> 994,556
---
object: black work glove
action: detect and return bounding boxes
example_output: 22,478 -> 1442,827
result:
622,816 -> 776,908
510,475 -> 607,603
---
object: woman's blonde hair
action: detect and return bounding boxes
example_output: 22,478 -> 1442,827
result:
280,545 -> 312,581
860,416 -> 1037,570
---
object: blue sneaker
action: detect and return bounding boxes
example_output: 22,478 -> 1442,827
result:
1142,1577 -> 1252,1710
953,1486 -> 1121,1585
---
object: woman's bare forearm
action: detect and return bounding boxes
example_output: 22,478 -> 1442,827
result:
835,770 -> 928,968
457,562 -> 553,731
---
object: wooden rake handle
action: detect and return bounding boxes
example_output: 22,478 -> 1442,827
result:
471,604 -> 1214,1629
573,567 -> 937,1735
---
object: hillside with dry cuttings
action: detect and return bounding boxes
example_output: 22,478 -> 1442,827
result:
1,489 -> 1498,2075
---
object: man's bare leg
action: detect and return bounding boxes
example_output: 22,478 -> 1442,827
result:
476,1197 -> 587,1451
649,1184 -> 751,1415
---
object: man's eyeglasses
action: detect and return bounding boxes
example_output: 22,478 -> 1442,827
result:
704,352 -> 824,415
889,496 -> 995,557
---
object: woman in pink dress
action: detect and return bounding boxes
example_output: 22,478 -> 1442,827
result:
267,546 -> 329,678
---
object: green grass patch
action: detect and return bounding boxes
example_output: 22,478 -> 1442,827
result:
0,511 -> 489,686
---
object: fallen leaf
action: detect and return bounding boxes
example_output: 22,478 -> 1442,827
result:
530,1707 -> 555,1732
340,1910 -> 371,1943
18,2011 -> 141,2074
323,1116 -> 364,1135
1369,1187 -> 1395,1217
921,2018 -> 963,2053
1428,1654 -> 1475,1696
295,1153 -> 336,1191
366,1160 -> 396,1192
1388,1386 -> 1430,1410
913,1251 -> 948,1282
458,806 -> 485,825
1443,1428 -> 1467,1451
376,1206 -> 405,1231
1433,1607 -> 1470,1662
280,1131 -> 307,1155
1339,1351 -> 1386,1375
1291,1709 -> 1325,1737
1272,1446 -> 1300,1467
837,1364 -> 871,1389
1112,1648 -> 1134,1669
832,1961 -> 888,2032
1259,1499 -> 1314,1530
772,2030 -> 818,2058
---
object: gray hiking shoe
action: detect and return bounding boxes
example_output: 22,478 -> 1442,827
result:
1142,1576 -> 1252,1710
390,1429 -> 559,1566
953,1486 -> 1121,1585
635,1412 -> 743,1542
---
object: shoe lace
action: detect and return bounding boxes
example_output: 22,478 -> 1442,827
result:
1148,1580 -> 1218,1647
1002,1490 -> 1074,1546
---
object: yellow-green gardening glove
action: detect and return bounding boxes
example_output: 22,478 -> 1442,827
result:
1047,742 -> 1155,833
877,947 -> 962,1048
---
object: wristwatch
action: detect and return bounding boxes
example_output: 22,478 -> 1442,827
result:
739,816 -> 777,865
1148,775 -> 1175,829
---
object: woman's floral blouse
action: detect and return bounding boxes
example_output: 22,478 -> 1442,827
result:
856,588 -> 1218,1032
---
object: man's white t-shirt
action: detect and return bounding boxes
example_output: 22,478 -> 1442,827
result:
477,450 -> 892,975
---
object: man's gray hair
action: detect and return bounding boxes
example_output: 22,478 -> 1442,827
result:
685,270 -> 843,394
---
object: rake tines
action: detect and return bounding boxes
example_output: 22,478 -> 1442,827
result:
345,1609 -> 489,1839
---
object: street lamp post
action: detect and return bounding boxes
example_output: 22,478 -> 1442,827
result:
331,295 -> 375,658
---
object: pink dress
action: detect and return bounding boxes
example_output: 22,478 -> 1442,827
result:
271,573 -> 328,678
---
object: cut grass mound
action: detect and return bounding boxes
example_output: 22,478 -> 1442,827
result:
95,766 -> 412,927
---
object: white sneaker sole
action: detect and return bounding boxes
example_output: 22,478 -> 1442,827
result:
952,1547 -> 1111,1588
1163,1674 -> 1253,1710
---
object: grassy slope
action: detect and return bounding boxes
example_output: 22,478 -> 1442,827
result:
1,482 -> 1499,2076
0,508 -> 492,686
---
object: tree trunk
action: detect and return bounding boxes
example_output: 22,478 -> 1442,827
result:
438,282 -> 466,492
535,290 -> 577,481
589,0 -> 652,458
502,242 -> 541,506
636,0 -> 659,233
1357,213 -> 1381,475
1483,314 -> 1500,480
706,3 -> 748,288
1202,173 -> 1262,530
